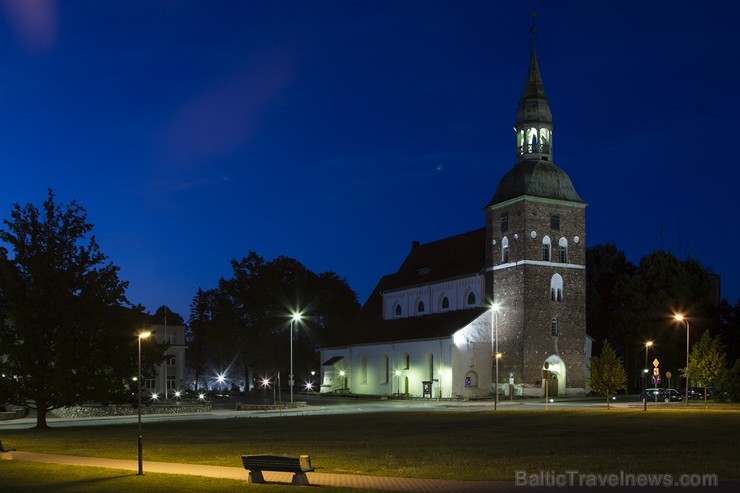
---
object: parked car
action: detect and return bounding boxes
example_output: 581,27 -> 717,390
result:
679,387 -> 712,400
640,388 -> 681,403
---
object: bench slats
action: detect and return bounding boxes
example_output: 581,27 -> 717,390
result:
241,454 -> 314,474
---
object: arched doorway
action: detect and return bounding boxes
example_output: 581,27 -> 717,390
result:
542,355 -> 566,397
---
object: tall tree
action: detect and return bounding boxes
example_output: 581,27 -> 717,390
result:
689,331 -> 727,408
0,190 -> 130,428
587,341 -> 627,409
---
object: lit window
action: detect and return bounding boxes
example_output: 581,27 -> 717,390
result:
551,317 -> 558,336
550,274 -> 564,302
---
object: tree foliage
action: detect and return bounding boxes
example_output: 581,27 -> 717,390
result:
186,252 -> 360,392
586,245 -> 723,392
587,341 -> 627,409
689,331 -> 727,407
0,190 -> 133,428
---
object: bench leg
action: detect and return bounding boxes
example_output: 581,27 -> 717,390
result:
292,472 -> 309,485
247,470 -> 264,483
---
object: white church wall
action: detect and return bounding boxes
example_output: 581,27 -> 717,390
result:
450,311 -> 494,398
381,275 -> 485,320
320,338 -> 454,398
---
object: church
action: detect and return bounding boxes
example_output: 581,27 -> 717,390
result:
320,40 -> 592,399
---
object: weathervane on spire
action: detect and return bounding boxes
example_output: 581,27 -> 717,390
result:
530,11 -> 537,46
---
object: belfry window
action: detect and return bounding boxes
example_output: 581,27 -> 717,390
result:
501,236 -> 509,263
558,237 -> 568,263
551,317 -> 558,336
542,236 -> 552,262
551,214 -> 560,230
501,213 -> 509,233
550,274 -> 564,302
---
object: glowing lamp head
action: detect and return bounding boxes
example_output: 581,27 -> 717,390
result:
217,374 -> 225,383
495,353 -> 503,359
674,314 -> 685,322
394,370 -> 401,376
491,302 -> 501,312
291,312 -> 303,322
198,393 -> 206,401
138,331 -> 152,339
174,391 -> 181,398
645,341 -> 653,348
339,370 -> 346,377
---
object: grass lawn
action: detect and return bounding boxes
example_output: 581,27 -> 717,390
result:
2,408 -> 739,482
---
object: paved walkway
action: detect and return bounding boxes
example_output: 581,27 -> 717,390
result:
8,451 -> 739,492
11,451 -> 508,492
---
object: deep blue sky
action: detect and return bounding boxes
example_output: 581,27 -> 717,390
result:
1,1 -> 738,320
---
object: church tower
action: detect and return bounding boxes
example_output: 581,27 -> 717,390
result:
484,37 -> 589,396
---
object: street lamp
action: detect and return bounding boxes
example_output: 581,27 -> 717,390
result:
674,314 -> 690,407
136,330 -> 152,475
290,312 -> 303,404
491,303 -> 501,410
394,370 -> 401,396
643,341 -> 653,412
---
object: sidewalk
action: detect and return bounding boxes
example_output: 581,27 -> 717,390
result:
11,451 -> 507,492
9,451 -> 740,492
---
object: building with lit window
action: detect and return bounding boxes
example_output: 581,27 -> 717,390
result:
142,324 -> 188,399
320,42 -> 592,398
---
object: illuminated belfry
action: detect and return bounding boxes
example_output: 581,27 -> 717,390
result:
515,42 -> 553,163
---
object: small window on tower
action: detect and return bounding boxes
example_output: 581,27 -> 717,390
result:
501,213 -> 509,233
551,317 -> 558,336
551,214 -> 560,231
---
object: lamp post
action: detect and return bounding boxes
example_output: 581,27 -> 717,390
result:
394,370 -> 401,396
643,341 -> 653,411
137,330 -> 152,475
491,303 -> 500,410
290,312 -> 303,404
674,314 -> 690,407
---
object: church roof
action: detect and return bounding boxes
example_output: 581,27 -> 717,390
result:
515,45 -> 552,128
487,159 -> 585,206
326,228 -> 487,347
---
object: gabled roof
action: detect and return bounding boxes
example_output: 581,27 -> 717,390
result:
326,228 -> 487,347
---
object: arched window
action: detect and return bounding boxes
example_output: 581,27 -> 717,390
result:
467,291 -> 476,306
417,300 -> 425,314
394,303 -> 402,317
441,296 -> 450,310
551,317 -> 558,336
559,237 -> 568,263
501,236 -> 509,263
550,274 -> 564,302
542,235 -> 552,262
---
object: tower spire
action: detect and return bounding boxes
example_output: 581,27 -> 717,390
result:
515,12 -> 553,163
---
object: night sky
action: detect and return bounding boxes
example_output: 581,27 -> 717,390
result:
1,1 -> 738,320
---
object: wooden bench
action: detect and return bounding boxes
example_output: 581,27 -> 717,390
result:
241,454 -> 314,485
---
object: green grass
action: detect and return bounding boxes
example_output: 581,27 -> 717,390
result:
2,409 -> 739,481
